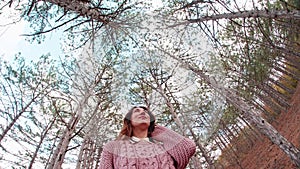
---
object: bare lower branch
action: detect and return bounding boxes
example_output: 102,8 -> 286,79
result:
21,15 -> 80,36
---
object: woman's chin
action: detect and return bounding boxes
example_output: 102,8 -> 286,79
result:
132,121 -> 150,128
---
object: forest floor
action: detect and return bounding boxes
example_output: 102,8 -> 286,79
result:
222,82 -> 300,169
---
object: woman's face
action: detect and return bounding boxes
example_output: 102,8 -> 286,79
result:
131,107 -> 150,128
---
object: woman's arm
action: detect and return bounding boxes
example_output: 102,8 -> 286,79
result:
98,142 -> 114,169
152,125 -> 196,169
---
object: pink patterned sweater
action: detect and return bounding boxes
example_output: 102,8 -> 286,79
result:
98,125 -> 196,169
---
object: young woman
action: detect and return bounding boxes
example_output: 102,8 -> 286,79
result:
98,106 -> 196,169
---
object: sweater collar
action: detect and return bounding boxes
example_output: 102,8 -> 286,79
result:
130,136 -> 151,143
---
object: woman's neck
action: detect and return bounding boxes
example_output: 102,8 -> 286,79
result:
132,127 -> 148,138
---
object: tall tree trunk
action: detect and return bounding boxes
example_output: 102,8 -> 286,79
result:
47,91 -> 91,169
47,114 -> 80,169
140,71 -> 208,168
190,64 -> 300,167
217,133 -> 242,168
162,51 -> 300,167
261,83 -> 290,109
76,138 -> 87,169
88,141 -> 96,169
28,116 -> 56,168
187,10 -> 300,24
95,146 -> 103,169
158,84 -> 207,168
237,115 -> 263,142
273,64 -> 300,81
0,90 -> 43,144
235,121 -> 255,146
44,0 -> 109,23
268,77 -> 294,95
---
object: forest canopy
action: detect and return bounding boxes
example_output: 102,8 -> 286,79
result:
0,0 -> 299,168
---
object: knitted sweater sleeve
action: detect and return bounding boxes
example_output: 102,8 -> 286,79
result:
98,141 -> 114,169
152,125 -> 196,169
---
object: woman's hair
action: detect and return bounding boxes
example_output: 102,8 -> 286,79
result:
117,106 -> 155,140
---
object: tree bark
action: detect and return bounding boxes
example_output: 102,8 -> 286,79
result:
28,116 -> 56,169
47,89 -> 91,169
161,50 -> 300,167
76,138 -> 87,169
44,0 -> 109,23
47,115 -> 80,169
182,10 -> 300,25
0,92 -> 43,143
190,65 -> 300,167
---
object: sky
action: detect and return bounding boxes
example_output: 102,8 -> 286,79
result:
0,7 -> 62,64
0,0 -> 165,64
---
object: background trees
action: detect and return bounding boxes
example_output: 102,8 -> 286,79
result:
0,0 -> 299,168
